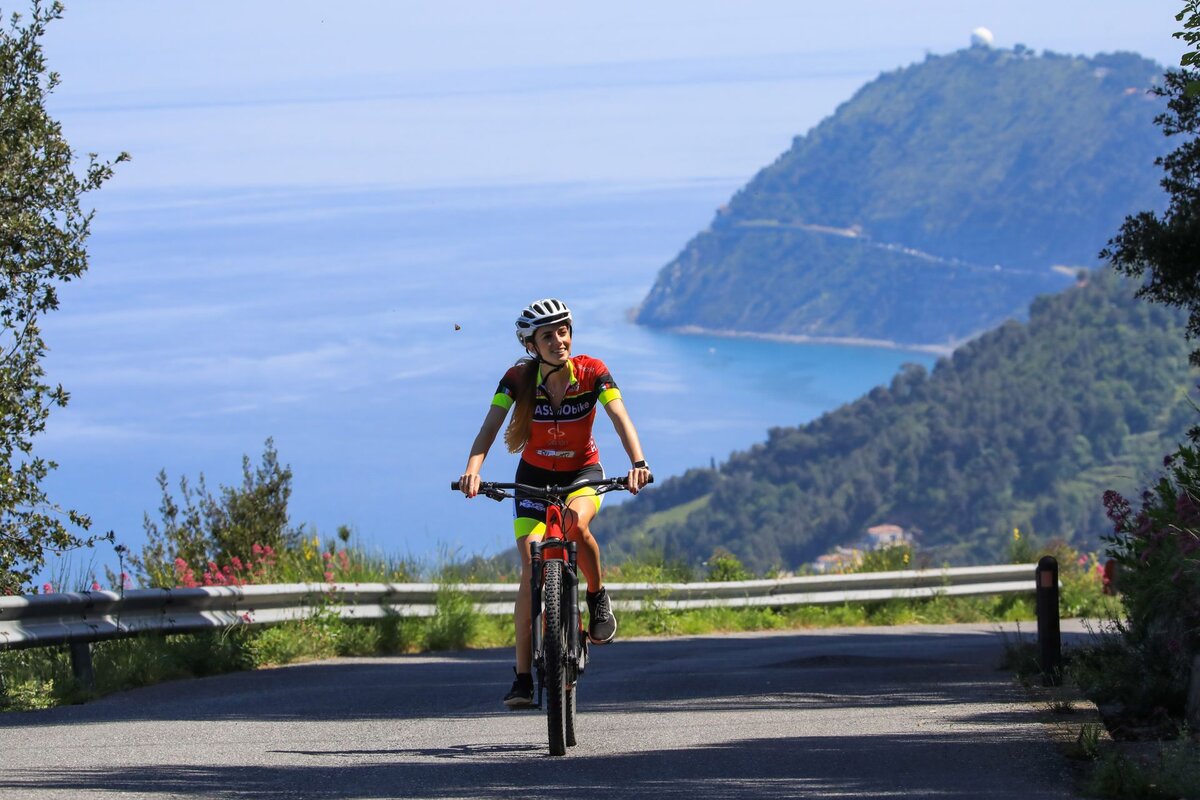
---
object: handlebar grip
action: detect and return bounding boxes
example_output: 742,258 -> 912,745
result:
450,481 -> 461,491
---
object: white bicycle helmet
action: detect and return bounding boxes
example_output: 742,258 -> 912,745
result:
515,298 -> 572,343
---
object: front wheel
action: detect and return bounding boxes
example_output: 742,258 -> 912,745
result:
542,559 -> 568,756
565,682 -> 577,747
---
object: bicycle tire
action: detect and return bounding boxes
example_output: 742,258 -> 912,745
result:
565,682 -> 577,747
542,559 -> 568,756
565,599 -> 582,747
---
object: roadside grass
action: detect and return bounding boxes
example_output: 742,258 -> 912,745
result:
1001,626 -> 1200,800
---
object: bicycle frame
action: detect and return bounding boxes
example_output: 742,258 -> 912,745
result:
528,502 -> 582,708
450,474 -> 648,754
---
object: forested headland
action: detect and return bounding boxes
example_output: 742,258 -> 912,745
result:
636,47 -> 1169,348
599,271 -> 1196,571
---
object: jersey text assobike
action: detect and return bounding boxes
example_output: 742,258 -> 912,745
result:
491,355 -> 620,471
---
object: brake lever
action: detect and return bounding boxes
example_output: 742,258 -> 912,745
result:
484,489 -> 507,502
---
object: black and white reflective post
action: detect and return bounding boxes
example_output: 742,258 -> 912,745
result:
1035,556 -> 1061,686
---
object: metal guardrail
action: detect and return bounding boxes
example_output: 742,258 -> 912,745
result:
0,563 -> 1039,653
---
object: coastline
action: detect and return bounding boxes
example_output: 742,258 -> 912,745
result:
665,324 -> 960,356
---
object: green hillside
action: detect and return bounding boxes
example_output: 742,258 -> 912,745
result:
636,47 -> 1169,348
600,271 -> 1197,571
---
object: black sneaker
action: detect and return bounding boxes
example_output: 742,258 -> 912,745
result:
586,587 -> 617,644
503,668 -> 535,709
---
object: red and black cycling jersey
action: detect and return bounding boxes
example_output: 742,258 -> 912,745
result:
492,354 -> 621,471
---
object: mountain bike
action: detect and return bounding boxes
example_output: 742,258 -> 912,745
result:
449,474 -> 648,756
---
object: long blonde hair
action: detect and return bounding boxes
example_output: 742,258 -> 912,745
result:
503,358 -> 540,454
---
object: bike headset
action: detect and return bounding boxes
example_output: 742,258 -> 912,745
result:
515,298 -> 573,378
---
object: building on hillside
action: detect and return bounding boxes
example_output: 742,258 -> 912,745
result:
812,546 -> 863,574
810,524 -> 912,573
865,524 -> 911,549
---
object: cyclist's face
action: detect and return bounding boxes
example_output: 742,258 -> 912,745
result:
531,324 -> 571,365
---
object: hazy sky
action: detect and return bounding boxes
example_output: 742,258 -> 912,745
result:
40,1 -> 1189,193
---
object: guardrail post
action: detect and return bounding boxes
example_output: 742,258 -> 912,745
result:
1187,654 -> 1200,730
1035,555 -> 1061,686
70,641 -> 95,691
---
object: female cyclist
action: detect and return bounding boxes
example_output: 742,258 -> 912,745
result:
457,298 -> 651,708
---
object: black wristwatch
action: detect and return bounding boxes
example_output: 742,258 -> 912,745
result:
633,460 -> 649,469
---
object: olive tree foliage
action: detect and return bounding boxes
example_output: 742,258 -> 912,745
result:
0,1 -> 127,591
1175,1 -> 1200,81
1102,3 -> 1200,365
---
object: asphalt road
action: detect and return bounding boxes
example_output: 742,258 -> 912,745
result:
0,622 -> 1085,799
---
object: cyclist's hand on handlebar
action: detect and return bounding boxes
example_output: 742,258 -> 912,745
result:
458,472 -> 482,498
626,464 -> 653,494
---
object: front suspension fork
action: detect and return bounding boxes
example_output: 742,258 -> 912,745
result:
563,541 -> 580,670
529,537 -> 582,704
530,540 -> 544,704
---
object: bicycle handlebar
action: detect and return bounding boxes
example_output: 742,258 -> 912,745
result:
450,473 -> 653,501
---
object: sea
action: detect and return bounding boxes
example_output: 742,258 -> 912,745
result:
36,179 -> 937,579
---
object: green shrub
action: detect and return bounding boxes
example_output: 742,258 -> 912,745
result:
1101,432 -> 1200,717
855,544 -> 915,573
705,549 -> 752,581
335,622 -> 381,657
248,613 -> 341,667
423,587 -> 479,651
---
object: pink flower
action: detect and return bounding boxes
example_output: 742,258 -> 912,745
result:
42,582 -> 53,594
324,571 -> 335,582
120,572 -> 132,589
91,581 -> 101,591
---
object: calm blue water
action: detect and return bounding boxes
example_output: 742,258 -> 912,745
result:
38,181 -> 936,574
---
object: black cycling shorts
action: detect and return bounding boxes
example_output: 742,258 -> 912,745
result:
512,459 -> 605,539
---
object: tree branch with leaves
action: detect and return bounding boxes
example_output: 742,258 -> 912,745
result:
0,1 -> 127,592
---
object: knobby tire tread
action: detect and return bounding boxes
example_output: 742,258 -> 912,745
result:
543,559 -> 567,756
565,682 -> 577,747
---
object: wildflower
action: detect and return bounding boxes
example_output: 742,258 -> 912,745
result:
1103,490 -> 1131,526
1013,527 -> 1020,541
90,581 -> 101,591
324,571 -> 335,582
120,572 -> 131,589
42,582 -> 53,594
1077,554 -> 1088,567
251,543 -> 263,555
240,612 -> 252,624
